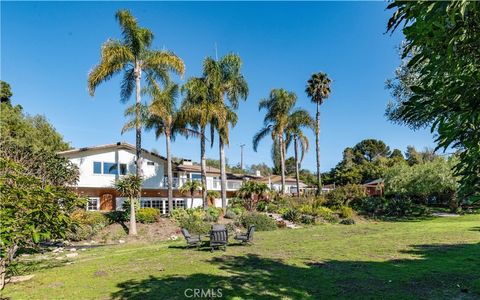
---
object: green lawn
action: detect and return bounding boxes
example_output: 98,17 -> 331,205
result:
3,215 -> 480,300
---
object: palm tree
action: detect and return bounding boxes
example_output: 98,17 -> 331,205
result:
206,190 -> 220,207
253,89 -> 297,194
181,77 -> 224,209
87,9 -> 185,219
306,72 -> 331,195
202,54 -> 248,213
236,181 -> 270,211
285,110 -> 314,197
180,180 -> 204,209
114,174 -> 143,235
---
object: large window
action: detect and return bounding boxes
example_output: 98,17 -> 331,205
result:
119,163 -> 127,175
103,162 -> 117,175
191,173 -> 202,181
87,198 -> 98,211
93,162 -> 102,174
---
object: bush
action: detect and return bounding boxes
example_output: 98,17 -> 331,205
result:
105,211 -> 128,223
384,197 -> 415,217
355,197 -> 387,216
136,208 -> 159,223
224,210 -> 237,220
325,184 -> 366,208
340,218 -> 355,225
171,208 -> 210,235
240,212 -> 277,231
339,206 -> 354,219
204,207 -> 222,222
282,208 -> 301,223
315,207 -> 335,221
67,210 -> 109,241
300,214 -> 316,225
298,204 -> 315,216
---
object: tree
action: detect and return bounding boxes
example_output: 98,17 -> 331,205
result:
253,89 -> 297,194
390,149 -> 404,160
114,174 -> 143,235
206,190 -> 220,207
180,180 -> 204,209
352,139 -> 390,163
386,1 -> 480,200
236,181 -> 270,212
87,10 -> 185,209
285,108 -> 314,197
248,163 -> 273,177
181,77 -> 224,209
200,54 -> 248,213
0,81 -> 12,104
0,142 -> 83,290
306,72 -> 332,195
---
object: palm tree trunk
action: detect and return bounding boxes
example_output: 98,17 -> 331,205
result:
219,137 -> 227,213
200,127 -> 208,209
294,136 -> 301,197
279,135 -> 286,195
166,131 -> 173,213
130,61 -> 142,236
315,101 -> 322,196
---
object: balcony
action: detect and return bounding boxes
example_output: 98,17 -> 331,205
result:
160,177 -> 243,191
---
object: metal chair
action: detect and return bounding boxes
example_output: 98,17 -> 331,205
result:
234,225 -> 255,245
209,228 -> 228,252
181,228 -> 201,248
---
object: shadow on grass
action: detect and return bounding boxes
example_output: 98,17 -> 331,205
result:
111,243 -> 480,300
470,226 -> 480,232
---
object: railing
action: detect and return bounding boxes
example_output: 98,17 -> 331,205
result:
160,177 -> 243,191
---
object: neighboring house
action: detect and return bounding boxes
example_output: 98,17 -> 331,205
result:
259,175 -> 307,195
363,179 -> 384,196
59,142 -> 253,213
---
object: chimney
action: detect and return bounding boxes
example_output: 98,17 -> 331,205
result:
255,170 -> 261,177
181,159 -> 193,166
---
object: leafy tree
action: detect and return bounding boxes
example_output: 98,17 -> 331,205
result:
390,149 -> 404,160
88,9 -> 184,185
386,1 -> 480,200
0,81 -> 12,104
114,174 -> 143,236
306,72 -> 332,194
0,142 -> 83,290
236,181 -> 269,211
253,89 -> 297,194
248,163 -> 273,177
352,139 -> 390,163
179,180 -> 204,209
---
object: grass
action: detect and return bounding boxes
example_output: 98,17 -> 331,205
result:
3,214 -> 480,299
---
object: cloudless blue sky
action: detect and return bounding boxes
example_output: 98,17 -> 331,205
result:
1,1 -> 436,172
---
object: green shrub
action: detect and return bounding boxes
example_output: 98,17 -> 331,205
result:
298,204 -> 315,216
277,207 -> 290,216
105,211 -> 128,223
224,210 -> 237,220
300,214 -> 316,225
204,207 -> 222,222
356,197 -> 387,216
240,212 -> 277,231
282,208 -> 301,223
384,197 -> 415,217
315,207 -> 339,223
340,218 -> 355,225
256,201 -> 268,212
67,210 -> 109,241
171,208 -> 210,234
339,206 -> 354,219
121,199 -> 140,219
136,208 -> 159,223
325,184 -> 366,208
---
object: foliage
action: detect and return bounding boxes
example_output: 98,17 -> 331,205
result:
67,210 -> 109,241
239,212 -> 277,231
136,208 -> 160,223
386,1 -> 480,199
315,207 -> 338,223
179,180 -> 204,198
0,81 -> 12,104
170,208 -> 210,235
324,184 -> 366,208
248,163 -> 273,176
105,211 -> 128,223
224,210 -> 238,220
114,174 -> 143,235
204,207 -> 222,222
384,158 -> 458,208
338,206 -> 353,219
300,214 -> 316,225
340,218 -> 355,225
0,102 -> 69,152
282,209 -> 301,223
236,181 -> 270,211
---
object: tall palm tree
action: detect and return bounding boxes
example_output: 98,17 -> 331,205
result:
285,110 -> 314,197
114,174 -> 143,235
202,54 -> 248,213
306,72 -> 331,195
181,77 -> 224,209
253,89 -> 297,194
88,10 -> 184,233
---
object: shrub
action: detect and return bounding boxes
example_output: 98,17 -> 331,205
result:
339,206 -> 354,219
325,184 -> 366,208
240,212 -> 277,231
136,208 -> 159,223
224,210 -> 237,220
67,210 -> 109,241
314,207 -> 339,223
298,204 -> 315,216
277,207 -> 290,216
256,201 -> 268,212
300,214 -> 316,225
384,197 -> 415,217
105,211 -> 128,223
356,197 -> 387,216
282,208 -> 301,223
204,207 -> 222,222
340,218 -> 355,225
171,208 -> 210,235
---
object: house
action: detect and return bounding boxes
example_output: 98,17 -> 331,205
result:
58,142 -> 244,214
363,179 -> 384,196
258,175 -> 307,195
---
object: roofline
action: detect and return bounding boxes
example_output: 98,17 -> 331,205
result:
58,142 -> 168,161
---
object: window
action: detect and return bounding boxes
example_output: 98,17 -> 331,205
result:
119,163 -> 127,175
173,199 -> 185,210
93,162 -> 102,174
87,198 -> 98,211
191,173 -> 202,181
140,200 -> 151,208
151,200 -> 162,209
103,162 -> 118,175
147,161 -> 155,166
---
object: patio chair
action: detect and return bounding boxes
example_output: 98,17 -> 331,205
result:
234,225 -> 255,245
209,228 -> 228,252
181,228 -> 202,248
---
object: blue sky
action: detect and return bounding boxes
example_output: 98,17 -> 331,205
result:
1,2 -> 436,172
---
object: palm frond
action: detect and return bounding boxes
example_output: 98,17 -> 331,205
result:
252,126 -> 272,152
